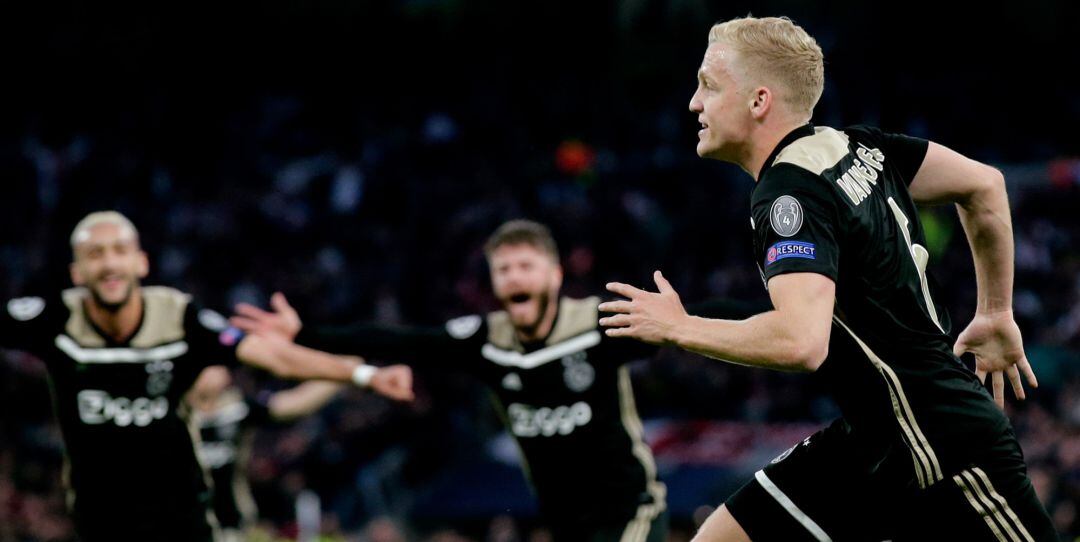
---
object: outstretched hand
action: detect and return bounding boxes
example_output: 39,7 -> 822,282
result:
370,364 -> 415,402
953,310 -> 1038,410
231,292 -> 302,341
598,271 -> 688,345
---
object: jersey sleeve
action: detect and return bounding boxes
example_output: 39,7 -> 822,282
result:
753,165 -> 843,283
183,303 -> 244,370
0,295 -> 60,356
246,393 -> 274,426
847,125 -> 929,184
294,314 -> 487,370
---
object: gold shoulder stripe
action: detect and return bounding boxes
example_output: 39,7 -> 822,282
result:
131,286 -> 191,348
547,296 -> 600,346
773,127 -> 851,175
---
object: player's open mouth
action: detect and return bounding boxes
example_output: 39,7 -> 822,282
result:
100,276 -> 126,288
509,293 -> 531,305
698,119 -> 708,136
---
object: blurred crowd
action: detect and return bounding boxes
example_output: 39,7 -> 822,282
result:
2,1 -> 1078,540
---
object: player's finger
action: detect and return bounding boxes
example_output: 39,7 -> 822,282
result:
975,367 -> 986,384
598,300 -> 634,314
605,326 -> 634,338
654,270 -> 675,295
234,303 -> 273,320
606,282 -> 646,300
992,371 -> 1005,409
386,385 -> 413,401
599,314 -> 633,328
1006,365 -> 1025,401
271,292 -> 296,315
229,315 -> 265,332
1018,357 -> 1038,389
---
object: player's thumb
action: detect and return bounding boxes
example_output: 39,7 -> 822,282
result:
952,332 -> 972,358
654,270 -> 674,295
271,292 -> 295,314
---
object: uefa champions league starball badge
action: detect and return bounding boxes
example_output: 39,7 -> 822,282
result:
770,195 -> 803,237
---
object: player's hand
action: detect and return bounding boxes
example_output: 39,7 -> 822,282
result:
598,270 -> 688,345
370,365 -> 415,402
231,292 -> 302,341
953,310 -> 1037,409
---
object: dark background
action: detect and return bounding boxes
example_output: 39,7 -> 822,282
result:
1,1 -> 1078,540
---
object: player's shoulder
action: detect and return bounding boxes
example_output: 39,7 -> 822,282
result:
444,313 -> 486,341
547,296 -> 602,345
5,291 -> 62,324
770,125 -> 852,177
840,123 -> 886,142
136,286 -> 208,347
482,310 -> 514,349
142,285 -> 193,311
766,124 -> 886,182
557,296 -> 601,327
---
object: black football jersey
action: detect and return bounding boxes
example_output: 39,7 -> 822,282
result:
751,124 -> 1011,488
0,286 -> 241,524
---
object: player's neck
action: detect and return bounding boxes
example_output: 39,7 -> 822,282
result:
746,119 -> 807,180
85,289 -> 144,344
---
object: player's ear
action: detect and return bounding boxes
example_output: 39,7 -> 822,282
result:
749,86 -> 772,120
136,250 -> 150,279
553,264 -> 564,289
69,262 -> 85,286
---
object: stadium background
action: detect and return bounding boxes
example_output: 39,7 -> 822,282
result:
2,0 -> 1078,540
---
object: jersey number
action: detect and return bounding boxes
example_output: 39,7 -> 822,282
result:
887,197 -> 944,332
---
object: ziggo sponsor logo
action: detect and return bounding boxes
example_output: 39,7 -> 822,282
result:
508,401 -> 592,437
76,390 -> 169,427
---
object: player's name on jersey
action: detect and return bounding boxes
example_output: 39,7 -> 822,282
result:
836,144 -> 887,206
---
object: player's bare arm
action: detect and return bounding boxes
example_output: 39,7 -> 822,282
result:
598,270 -> 834,372
236,335 -> 414,401
909,142 -> 1036,407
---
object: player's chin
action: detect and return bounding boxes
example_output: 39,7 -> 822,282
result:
695,140 -> 713,158
508,308 -> 538,327
92,284 -> 133,308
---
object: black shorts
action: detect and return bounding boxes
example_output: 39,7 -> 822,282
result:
548,490 -> 669,542
725,419 -> 1056,542
550,509 -> 668,542
73,502 -> 216,542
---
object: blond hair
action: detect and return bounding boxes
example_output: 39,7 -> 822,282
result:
70,211 -> 140,249
709,16 -> 824,118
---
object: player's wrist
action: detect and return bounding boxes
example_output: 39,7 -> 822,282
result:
351,364 -> 376,388
667,314 -> 695,348
974,307 -> 1014,318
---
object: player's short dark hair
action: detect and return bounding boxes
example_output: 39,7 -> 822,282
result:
484,220 -> 560,263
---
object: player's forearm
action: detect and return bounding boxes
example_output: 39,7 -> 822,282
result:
671,311 -> 827,372
955,170 -> 1014,313
268,381 -> 345,421
238,336 -> 358,382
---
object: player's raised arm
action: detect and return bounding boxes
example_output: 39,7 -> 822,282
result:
230,293 -> 485,367
599,270 -> 834,372
236,336 -> 414,401
908,142 -> 1036,407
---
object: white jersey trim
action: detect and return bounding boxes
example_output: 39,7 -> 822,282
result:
480,330 -> 601,369
55,334 -> 189,364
